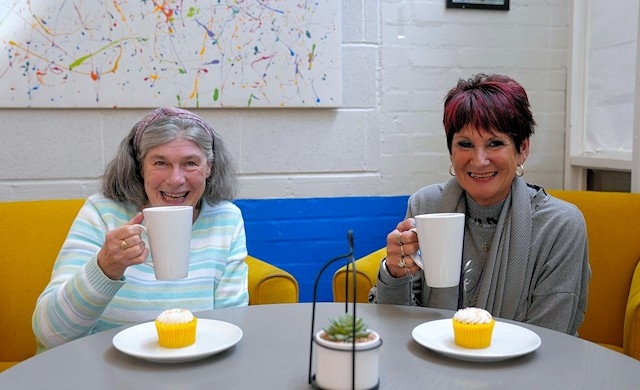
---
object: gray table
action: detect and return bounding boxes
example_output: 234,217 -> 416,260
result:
2,303 -> 639,389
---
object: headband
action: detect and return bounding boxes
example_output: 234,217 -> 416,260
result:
133,107 -> 215,153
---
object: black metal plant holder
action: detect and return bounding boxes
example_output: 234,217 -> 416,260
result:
308,230 -> 359,390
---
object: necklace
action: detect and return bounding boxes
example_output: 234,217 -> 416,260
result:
462,220 -> 493,296
467,217 -> 493,254
462,197 -> 501,302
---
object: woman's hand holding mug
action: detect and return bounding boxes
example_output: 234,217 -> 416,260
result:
98,213 -> 148,280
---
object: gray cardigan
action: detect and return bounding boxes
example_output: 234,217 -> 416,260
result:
374,181 -> 591,335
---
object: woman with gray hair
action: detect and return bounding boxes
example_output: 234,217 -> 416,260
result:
33,107 -> 248,351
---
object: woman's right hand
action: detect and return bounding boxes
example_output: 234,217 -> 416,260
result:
385,218 -> 421,278
97,213 -> 149,280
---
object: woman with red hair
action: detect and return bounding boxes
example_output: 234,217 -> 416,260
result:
371,74 -> 590,336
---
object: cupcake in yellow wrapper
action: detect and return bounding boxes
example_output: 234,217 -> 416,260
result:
452,307 -> 495,349
155,308 -> 197,348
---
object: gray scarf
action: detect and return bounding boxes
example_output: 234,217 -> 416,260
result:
420,177 -> 533,320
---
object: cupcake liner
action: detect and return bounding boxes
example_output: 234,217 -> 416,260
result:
452,319 -> 495,349
155,317 -> 197,348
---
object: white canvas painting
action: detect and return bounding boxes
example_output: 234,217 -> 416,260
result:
0,0 -> 342,108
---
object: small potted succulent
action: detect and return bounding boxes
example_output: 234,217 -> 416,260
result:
313,313 -> 382,390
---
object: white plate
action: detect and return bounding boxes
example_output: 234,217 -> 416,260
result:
112,319 -> 242,363
412,319 -> 541,362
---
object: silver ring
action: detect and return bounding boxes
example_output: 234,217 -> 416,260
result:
398,256 -> 407,268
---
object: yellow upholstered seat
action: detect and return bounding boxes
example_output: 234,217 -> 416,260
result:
333,247 -> 386,304
0,199 -> 298,372
246,255 -> 298,305
546,190 -> 640,360
333,190 -> 640,360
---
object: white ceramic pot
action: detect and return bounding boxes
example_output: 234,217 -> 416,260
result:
313,329 -> 382,390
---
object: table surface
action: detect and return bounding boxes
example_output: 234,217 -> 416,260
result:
2,303 -> 640,389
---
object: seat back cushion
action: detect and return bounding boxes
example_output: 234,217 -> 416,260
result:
548,190 -> 640,347
0,199 -> 85,365
333,248 -> 386,302
246,255 -> 299,304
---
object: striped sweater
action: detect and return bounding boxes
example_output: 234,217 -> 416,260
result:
32,193 -> 248,351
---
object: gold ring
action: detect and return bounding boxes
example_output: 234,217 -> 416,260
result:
120,240 -> 128,250
398,256 -> 407,268
396,232 -> 403,246
400,245 -> 406,257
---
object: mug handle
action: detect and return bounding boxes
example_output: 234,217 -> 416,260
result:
408,228 -> 424,269
132,224 -> 153,269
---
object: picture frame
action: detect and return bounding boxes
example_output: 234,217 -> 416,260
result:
1,0 -> 342,108
446,0 -> 510,10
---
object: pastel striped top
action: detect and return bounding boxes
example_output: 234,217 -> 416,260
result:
32,193 -> 248,351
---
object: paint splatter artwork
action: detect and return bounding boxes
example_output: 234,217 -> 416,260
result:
0,0 -> 342,108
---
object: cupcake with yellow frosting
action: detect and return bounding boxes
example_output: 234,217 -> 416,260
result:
452,307 -> 495,349
155,308 -> 197,348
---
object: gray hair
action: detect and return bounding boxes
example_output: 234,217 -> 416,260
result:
102,110 -> 238,209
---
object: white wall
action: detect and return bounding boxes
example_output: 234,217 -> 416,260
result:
0,0 -> 569,202
585,0 -> 638,154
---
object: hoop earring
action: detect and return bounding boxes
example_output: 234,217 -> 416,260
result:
449,165 -> 456,176
516,164 -> 525,177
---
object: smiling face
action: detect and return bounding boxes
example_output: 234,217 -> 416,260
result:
140,138 -> 212,208
451,125 -> 529,206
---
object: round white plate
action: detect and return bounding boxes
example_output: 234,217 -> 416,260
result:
412,319 -> 541,362
112,319 -> 242,363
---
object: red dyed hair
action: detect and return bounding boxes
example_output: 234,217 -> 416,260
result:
442,74 -> 536,153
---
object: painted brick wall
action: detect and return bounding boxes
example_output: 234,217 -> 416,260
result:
236,196 -> 409,302
1,1 -> 570,202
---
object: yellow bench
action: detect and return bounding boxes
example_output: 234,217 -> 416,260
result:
333,190 -> 640,360
0,199 -> 298,372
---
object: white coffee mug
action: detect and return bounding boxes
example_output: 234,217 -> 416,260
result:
410,213 -> 465,288
135,205 -> 193,280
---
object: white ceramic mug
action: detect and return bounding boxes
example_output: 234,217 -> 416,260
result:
135,205 -> 193,280
410,212 -> 465,288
